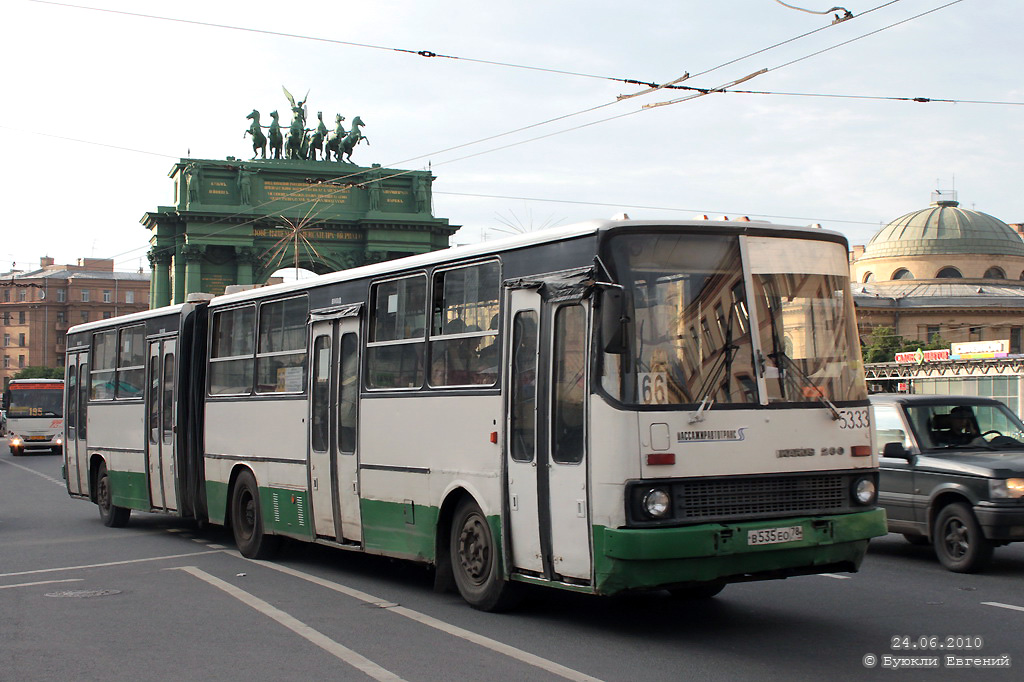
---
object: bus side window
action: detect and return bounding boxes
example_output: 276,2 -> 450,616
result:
552,304 -> 586,464
510,311 -> 538,462
339,333 -> 359,453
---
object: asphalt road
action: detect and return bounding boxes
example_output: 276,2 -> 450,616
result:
2,445 -> 1022,681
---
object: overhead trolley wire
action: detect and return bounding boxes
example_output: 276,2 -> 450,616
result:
30,0 -> 905,93
21,0 -> 975,268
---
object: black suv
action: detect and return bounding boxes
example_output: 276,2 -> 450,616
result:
870,394 -> 1024,572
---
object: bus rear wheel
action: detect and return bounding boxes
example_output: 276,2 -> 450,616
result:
450,498 -> 519,612
231,470 -> 279,560
96,463 -> 131,528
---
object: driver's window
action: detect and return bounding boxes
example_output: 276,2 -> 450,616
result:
873,405 -> 910,455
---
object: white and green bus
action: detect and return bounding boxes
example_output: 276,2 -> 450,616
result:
64,218 -> 885,610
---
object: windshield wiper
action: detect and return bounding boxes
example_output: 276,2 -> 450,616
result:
690,342 -> 739,423
768,350 -> 841,420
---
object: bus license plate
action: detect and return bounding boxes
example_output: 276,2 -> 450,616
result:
748,525 -> 803,546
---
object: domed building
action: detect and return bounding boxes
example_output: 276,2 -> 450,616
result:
851,192 -> 1024,412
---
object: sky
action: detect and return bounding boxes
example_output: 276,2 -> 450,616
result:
2,0 -> 1020,276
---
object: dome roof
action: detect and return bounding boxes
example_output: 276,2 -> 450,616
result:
863,201 -> 1024,258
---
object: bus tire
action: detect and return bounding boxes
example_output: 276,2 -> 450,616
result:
97,463 -> 131,528
10,446 -> 23,457
230,470 -> 279,560
933,502 -> 993,573
450,498 -> 519,612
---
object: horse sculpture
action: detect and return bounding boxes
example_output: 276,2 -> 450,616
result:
245,110 -> 267,159
324,114 -> 346,162
309,112 -> 328,161
338,116 -> 367,164
268,110 -> 283,159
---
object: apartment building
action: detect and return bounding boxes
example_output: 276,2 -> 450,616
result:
1,257 -> 150,389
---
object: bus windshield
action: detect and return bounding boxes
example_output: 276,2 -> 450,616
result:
602,232 -> 865,406
8,385 -> 64,417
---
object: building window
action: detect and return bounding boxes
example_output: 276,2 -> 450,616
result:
936,267 -> 963,278
891,268 -> 914,280
2,290 -> 8,302
2,333 -> 8,346
1,312 -> 8,324
103,311 -> 112,319
983,267 -> 1006,279
1012,327 -> 1022,355
18,311 -> 26,324
126,290 -> 135,304
81,290 -> 90,302
18,333 -> 25,347
862,272 -> 874,283
57,289 -> 66,302
2,356 -> 8,369
18,290 -> 27,302
57,311 -> 65,324
18,355 -> 25,368
103,290 -> 112,303
927,326 -> 940,343
81,311 -> 89,323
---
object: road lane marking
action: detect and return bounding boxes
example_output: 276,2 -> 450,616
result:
0,458 -> 66,487
0,579 -> 84,590
982,601 -> 1024,613
819,573 -> 851,580
236,553 -> 604,682
0,550 -> 222,579
170,566 -> 405,682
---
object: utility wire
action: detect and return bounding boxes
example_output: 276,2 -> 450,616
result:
20,0 -> 965,267
29,0 -> 903,94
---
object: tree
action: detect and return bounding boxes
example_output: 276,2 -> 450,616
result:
13,366 -> 64,380
861,326 -> 949,363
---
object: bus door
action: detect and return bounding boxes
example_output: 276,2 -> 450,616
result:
146,338 -> 178,512
308,308 -> 363,543
505,285 -> 592,582
64,351 -> 88,496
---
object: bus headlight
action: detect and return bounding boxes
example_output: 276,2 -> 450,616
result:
853,477 -> 876,505
643,488 -> 672,518
10,436 -> 22,447
990,478 -> 1024,499
54,435 -> 64,446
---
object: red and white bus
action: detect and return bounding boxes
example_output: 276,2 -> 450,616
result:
5,378 -> 65,455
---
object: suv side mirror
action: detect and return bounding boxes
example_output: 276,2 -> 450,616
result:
882,441 -> 912,460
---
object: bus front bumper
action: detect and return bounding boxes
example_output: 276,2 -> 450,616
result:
593,508 -> 887,595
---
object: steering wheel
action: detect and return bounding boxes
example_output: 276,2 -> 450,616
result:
981,429 -> 1004,438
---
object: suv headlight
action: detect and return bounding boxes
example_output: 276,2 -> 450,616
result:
990,478 -> 1024,499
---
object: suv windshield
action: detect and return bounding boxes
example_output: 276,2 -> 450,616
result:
602,231 -> 866,407
905,402 -> 1024,450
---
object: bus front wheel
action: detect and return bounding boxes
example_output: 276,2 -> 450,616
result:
230,470 -> 279,560
96,463 -> 131,528
450,498 -> 519,612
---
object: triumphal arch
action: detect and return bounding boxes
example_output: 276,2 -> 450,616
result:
143,91 -> 457,306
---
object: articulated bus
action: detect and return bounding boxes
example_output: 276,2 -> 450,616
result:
5,378 -> 64,456
64,218 -> 886,610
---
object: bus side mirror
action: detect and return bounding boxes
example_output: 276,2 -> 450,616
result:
600,288 -> 628,355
